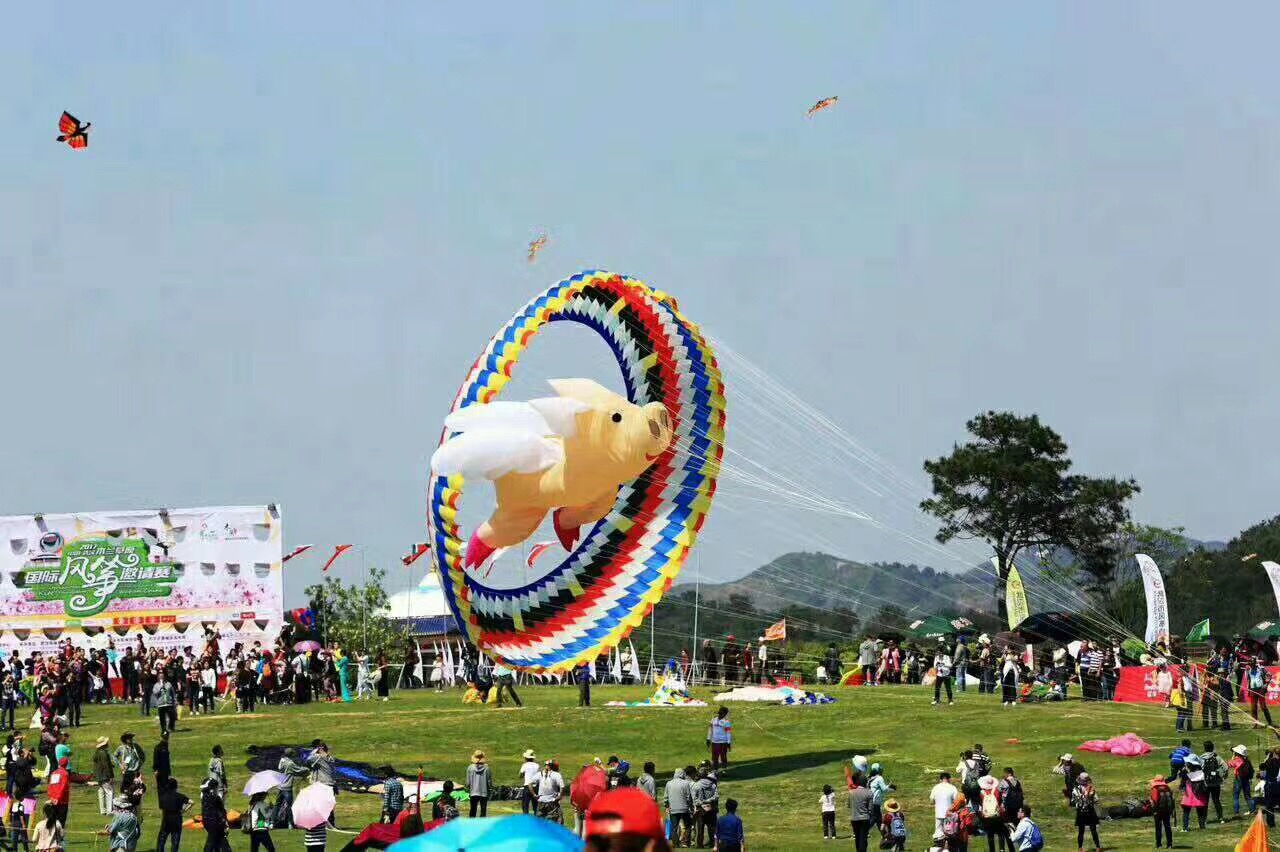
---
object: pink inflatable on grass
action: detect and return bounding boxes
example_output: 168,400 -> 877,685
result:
1078,733 -> 1151,757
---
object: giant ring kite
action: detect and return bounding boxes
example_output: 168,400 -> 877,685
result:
427,270 -> 725,672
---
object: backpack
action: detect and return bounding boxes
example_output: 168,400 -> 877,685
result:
962,761 -> 981,788
942,811 -> 962,838
889,812 -> 907,839
980,790 -> 1000,819
1002,781 -> 1023,817
1026,821 -> 1044,851
1155,785 -> 1174,816
1203,754 -> 1222,785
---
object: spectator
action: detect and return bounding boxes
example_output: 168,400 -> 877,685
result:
714,798 -> 745,852
583,787 -> 672,852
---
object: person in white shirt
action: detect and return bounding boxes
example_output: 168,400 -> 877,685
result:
929,772 -> 959,839
200,665 -> 217,714
708,706 -> 733,771
933,646 -> 955,706
518,749 -> 540,815
819,783 -> 837,840
536,760 -> 565,823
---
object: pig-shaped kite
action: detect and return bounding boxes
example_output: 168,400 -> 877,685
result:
431,379 -> 675,569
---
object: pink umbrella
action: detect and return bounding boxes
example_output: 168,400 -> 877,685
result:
291,783 -> 336,830
294,640 -> 322,653
570,765 -> 609,813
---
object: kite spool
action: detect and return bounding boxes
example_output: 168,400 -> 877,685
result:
427,270 -> 725,673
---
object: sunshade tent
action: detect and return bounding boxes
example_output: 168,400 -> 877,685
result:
906,615 -> 974,641
1013,612 -> 1103,646
388,814 -> 584,851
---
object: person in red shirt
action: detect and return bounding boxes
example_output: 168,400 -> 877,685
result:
47,757 -> 71,827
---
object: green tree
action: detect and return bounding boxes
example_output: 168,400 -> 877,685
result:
304,566 -> 404,656
921,411 -> 1139,624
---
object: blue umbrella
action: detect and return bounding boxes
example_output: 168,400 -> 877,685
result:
388,815 -> 584,851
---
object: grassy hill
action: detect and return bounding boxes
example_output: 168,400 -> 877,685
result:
53,685 -> 1259,850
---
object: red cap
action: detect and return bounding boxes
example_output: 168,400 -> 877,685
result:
585,788 -> 665,840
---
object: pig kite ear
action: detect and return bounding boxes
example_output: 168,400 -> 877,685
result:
546,378 -> 620,408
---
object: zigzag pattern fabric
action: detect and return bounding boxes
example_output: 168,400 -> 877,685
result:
427,270 -> 725,673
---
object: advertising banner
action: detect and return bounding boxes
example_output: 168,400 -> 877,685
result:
0,505 -> 284,656
1135,553 -> 1170,646
1115,665 -> 1280,704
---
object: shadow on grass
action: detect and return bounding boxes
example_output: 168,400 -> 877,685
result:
721,748 -> 874,782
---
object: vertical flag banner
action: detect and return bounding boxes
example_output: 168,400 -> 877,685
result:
1005,562 -> 1030,630
1262,562 -> 1280,620
1136,554 -> 1170,645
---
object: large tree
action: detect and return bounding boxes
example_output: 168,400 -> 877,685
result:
304,566 -> 403,656
920,411 -> 1139,626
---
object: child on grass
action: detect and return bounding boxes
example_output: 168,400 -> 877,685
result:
819,784 -> 836,839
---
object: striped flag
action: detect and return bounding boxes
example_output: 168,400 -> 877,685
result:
282,545 -> 312,563
322,544 -> 353,573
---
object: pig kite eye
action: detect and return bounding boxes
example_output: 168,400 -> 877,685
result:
428,270 -> 724,675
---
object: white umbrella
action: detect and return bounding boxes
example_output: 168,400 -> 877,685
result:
243,771 -> 288,797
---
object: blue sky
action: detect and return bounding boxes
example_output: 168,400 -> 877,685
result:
3,3 -> 1278,603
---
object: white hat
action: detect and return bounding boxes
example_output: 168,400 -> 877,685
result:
1060,753 -> 1072,762
1233,745 -> 1248,757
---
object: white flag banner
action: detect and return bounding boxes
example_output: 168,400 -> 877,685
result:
1262,561 -> 1280,620
1136,553 -> 1170,646
610,646 -> 622,681
627,639 -> 642,681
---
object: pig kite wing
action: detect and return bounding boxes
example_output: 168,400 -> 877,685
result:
430,395 -> 588,480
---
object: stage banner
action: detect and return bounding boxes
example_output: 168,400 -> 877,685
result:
0,505 -> 284,656
1135,553 -> 1170,646
1115,665 -> 1280,704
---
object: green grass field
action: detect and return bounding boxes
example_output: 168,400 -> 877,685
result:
43,684 -> 1271,850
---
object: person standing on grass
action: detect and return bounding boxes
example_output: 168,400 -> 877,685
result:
714,798 -> 745,852
1005,805 -> 1042,852
638,761 -> 657,801
929,772 -> 958,840
819,784 -> 837,840
92,735 -> 115,816
519,749 -> 541,814
707,706 -> 732,772
153,675 -> 177,736
1201,740 -> 1226,823
1230,744 -> 1255,817
275,747 -> 309,828
246,791 -> 276,852
932,643 -> 954,706
664,767 -> 694,847
1149,776 -> 1175,849
847,772 -> 873,852
576,662 -> 592,707
1177,754 -> 1208,831
858,637 -> 876,686
153,731 -> 172,791
32,802 -> 64,852
114,732 -> 144,778
537,759 -> 566,824
467,750 -> 492,817
493,662 -> 522,708
381,775 -> 404,823
1070,771 -> 1101,851
954,637 -> 970,693
108,797 -> 141,852
692,764 -> 719,849
156,776 -> 190,852
867,763 -> 893,829
1246,659 -> 1275,727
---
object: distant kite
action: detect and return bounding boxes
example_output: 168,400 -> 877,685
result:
1243,553 -> 1259,562
527,234 -> 548,263
56,111 -> 91,149
806,97 -> 838,118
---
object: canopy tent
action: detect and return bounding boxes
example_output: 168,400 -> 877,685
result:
1013,611 -> 1105,645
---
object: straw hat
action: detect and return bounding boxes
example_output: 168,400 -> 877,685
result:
523,749 -> 537,760
472,750 -> 486,763
884,799 -> 901,814
95,736 -> 110,748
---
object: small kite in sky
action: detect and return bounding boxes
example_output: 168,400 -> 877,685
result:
806,96 -> 838,118
527,233 -> 548,263
56,111 -> 91,149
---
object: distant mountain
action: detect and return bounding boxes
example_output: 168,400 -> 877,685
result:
684,552 -> 994,620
